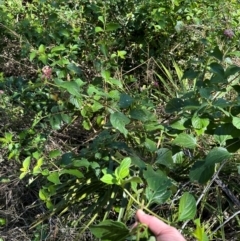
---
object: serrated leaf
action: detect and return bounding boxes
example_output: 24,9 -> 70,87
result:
60,169 -> 83,178
22,156 -> 31,170
95,26 -> 104,32
172,133 -> 197,149
47,172 -> 61,185
170,118 -> 187,130
165,98 -> 184,113
144,138 -> 157,152
209,62 -> 224,76
192,116 -> 209,129
178,192 -> 196,221
49,149 -> 61,158
100,174 -> 117,184
30,51 -> 37,61
67,63 -> 82,76
110,112 -> 130,137
189,161 -> 215,184
205,147 -> 231,165
156,148 -> 173,167
130,109 -> 148,122
115,157 -> 131,180
90,220 -> 129,241
58,81 -> 81,97
51,45 -> 66,53
119,93 -> 133,109
106,22 -> 120,32
232,116 -> 240,129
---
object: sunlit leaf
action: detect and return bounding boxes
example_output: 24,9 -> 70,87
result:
110,112 -> 130,137
172,133 -> 197,149
178,192 -> 196,221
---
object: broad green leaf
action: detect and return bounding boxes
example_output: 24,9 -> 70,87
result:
90,220 -> 130,241
92,101 -> 103,112
22,156 -> 31,170
110,112 -> 130,137
225,66 -> 240,78
98,16 -> 105,24
117,50 -> 127,59
47,172 -> 61,185
119,93 -> 133,109
95,26 -> 104,32
38,44 -> 45,53
205,147 -> 231,165
170,118 -> 187,130
60,169 -> 83,178
165,98 -> 184,113
156,148 -> 173,168
39,189 -> 48,201
189,161 -> 215,184
100,174 -> 117,185
232,116 -> 240,129
115,157 -> 131,180
30,51 -> 37,61
106,22 -> 120,32
192,116 -> 209,129
83,119 -> 91,130
38,54 -> 47,64
101,70 -> 110,80
49,115 -> 62,130
209,62 -> 224,76
172,151 -> 184,164
172,133 -> 197,149
145,179 -> 172,205
67,63 -> 82,76
178,192 -> 196,221
51,45 -> 66,53
144,138 -> 157,152
59,81 -> 81,97
209,46 -> 223,61
49,149 -> 61,158
130,109 -> 149,122
175,21 -> 185,33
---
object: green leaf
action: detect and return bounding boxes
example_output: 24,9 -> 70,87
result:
170,118 -> 187,130
119,93 -> 133,109
209,62 -> 224,76
38,44 -> 45,53
106,22 -> 120,32
117,50 -> 127,59
30,51 -> 37,61
58,81 -> 81,97
189,161 -> 215,184
193,219 -> 209,241
51,45 -> 66,53
130,109 -> 149,122
144,138 -> 157,152
39,189 -> 48,201
95,26 -> 104,32
101,70 -> 110,80
192,116 -> 209,129
98,16 -> 105,24
115,157 -> 131,180
60,169 -> 83,178
165,98 -> 184,113
49,149 -> 61,158
38,54 -> 48,64
83,119 -> 91,130
178,192 -> 196,221
47,172 -> 61,185
22,156 -> 31,170
100,174 -> 117,185
90,220 -> 130,241
0,218 -> 6,226
156,148 -> 173,168
67,63 -> 82,76
205,147 -> 231,165
172,133 -> 197,149
209,46 -> 223,61
110,112 -> 130,137
232,116 -> 240,129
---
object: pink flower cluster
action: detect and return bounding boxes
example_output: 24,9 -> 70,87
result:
42,66 -> 52,79
223,29 -> 234,39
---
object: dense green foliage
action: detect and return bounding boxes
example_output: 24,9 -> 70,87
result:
0,0 -> 240,240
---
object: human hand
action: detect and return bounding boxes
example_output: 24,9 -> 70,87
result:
136,210 -> 186,241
